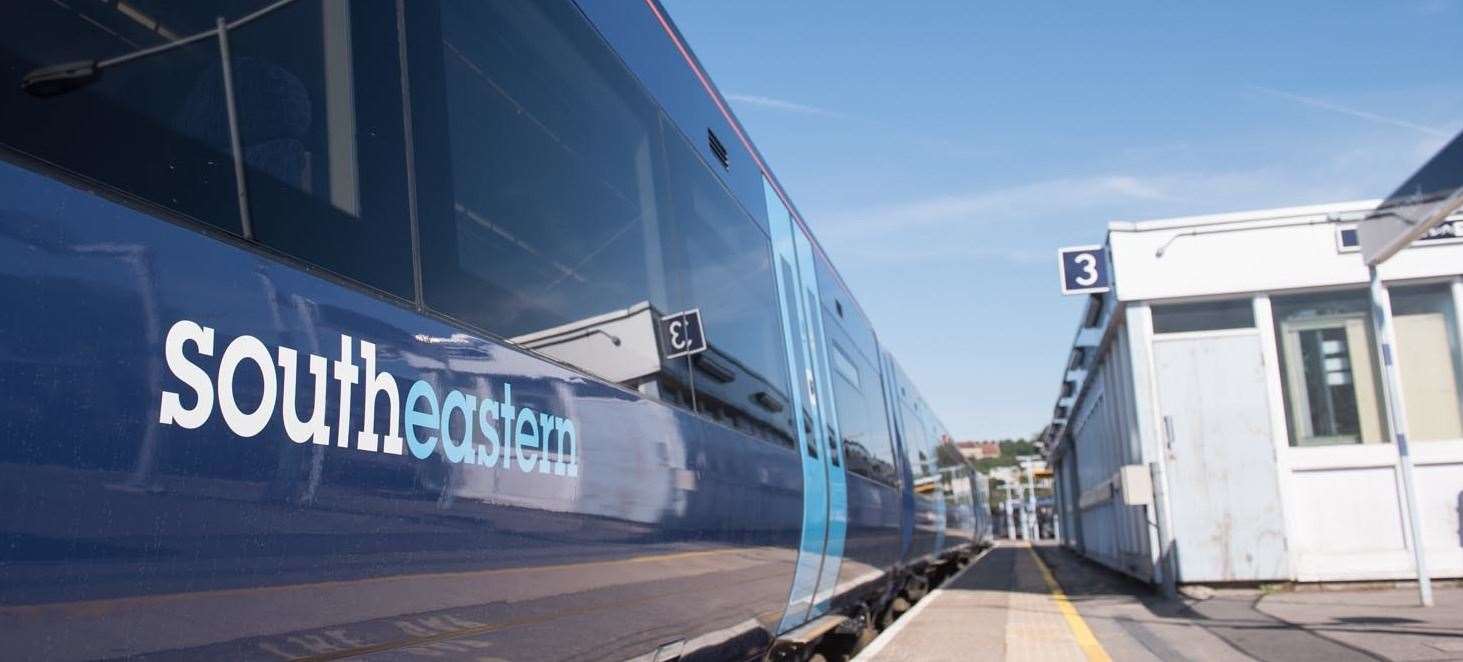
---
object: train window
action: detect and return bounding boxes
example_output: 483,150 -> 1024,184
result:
831,343 -> 860,388
826,330 -> 896,485
408,2 -> 669,344
227,0 -> 414,298
405,1 -> 793,434
573,0 -> 771,232
900,395 -> 936,482
814,250 -> 879,364
661,124 -> 792,402
0,2 -> 249,234
0,1 -> 415,298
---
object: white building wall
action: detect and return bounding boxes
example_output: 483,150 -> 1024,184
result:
1108,200 -> 1462,302
1085,201 -> 1463,584
1067,319 -> 1158,581
1057,452 -> 1079,548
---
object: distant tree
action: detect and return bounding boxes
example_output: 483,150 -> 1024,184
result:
999,439 -> 1037,457
935,442 -> 966,467
975,456 -> 1006,472
970,435 -> 1045,474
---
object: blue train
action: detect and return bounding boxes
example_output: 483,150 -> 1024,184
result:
0,1 -> 992,660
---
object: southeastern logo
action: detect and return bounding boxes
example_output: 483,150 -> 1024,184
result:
156,319 -> 579,477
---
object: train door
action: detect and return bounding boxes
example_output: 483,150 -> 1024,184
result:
881,354 -> 916,561
794,205 -> 848,617
767,180 -> 848,632
929,418 -> 947,554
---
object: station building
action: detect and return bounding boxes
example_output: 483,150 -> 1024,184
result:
1044,200 -> 1463,586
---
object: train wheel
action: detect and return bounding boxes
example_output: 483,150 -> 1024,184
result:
876,601 -> 895,629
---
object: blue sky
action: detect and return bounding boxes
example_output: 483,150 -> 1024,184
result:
660,0 -> 1463,441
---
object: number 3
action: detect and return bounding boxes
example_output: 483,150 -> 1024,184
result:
1074,253 -> 1099,287
669,320 -> 687,349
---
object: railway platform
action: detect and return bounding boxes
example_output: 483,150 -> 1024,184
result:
855,541 -> 1462,662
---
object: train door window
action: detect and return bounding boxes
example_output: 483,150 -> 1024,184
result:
779,256 -> 816,451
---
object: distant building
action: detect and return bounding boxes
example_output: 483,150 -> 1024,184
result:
954,440 -> 1001,461
1044,200 -> 1463,586
988,466 -> 1020,485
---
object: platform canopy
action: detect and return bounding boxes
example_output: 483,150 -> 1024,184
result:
1360,129 -> 1463,265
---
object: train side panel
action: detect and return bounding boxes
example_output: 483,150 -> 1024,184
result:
884,359 -> 943,567
0,160 -> 803,660
0,0 -> 968,657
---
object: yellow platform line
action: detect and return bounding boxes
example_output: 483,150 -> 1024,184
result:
1027,545 -> 1112,662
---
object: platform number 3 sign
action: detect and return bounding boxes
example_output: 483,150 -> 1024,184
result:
1057,245 -> 1111,295
660,309 -> 707,359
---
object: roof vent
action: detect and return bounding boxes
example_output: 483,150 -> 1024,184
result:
707,129 -> 729,170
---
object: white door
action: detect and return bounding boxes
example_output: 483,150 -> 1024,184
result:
1155,332 -> 1289,582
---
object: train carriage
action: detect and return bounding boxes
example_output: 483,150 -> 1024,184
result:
0,1 -> 985,659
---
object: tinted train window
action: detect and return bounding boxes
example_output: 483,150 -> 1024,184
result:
814,249 -> 879,364
828,332 -> 898,486
831,343 -> 860,388
662,125 -> 791,400
901,400 -> 935,482
574,0 -> 771,232
409,1 -> 669,338
228,0 -> 414,298
894,365 -> 938,484
0,2 -> 246,234
405,2 -> 792,417
0,1 -> 414,298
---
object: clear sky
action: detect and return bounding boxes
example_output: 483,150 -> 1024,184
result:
659,0 -> 1463,441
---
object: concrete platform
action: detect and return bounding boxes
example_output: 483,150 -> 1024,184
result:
855,542 -> 1463,662
856,542 -> 1107,662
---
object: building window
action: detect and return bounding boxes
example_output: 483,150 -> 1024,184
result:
1152,298 -> 1255,334
1390,284 -> 1463,441
1272,290 -> 1386,446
